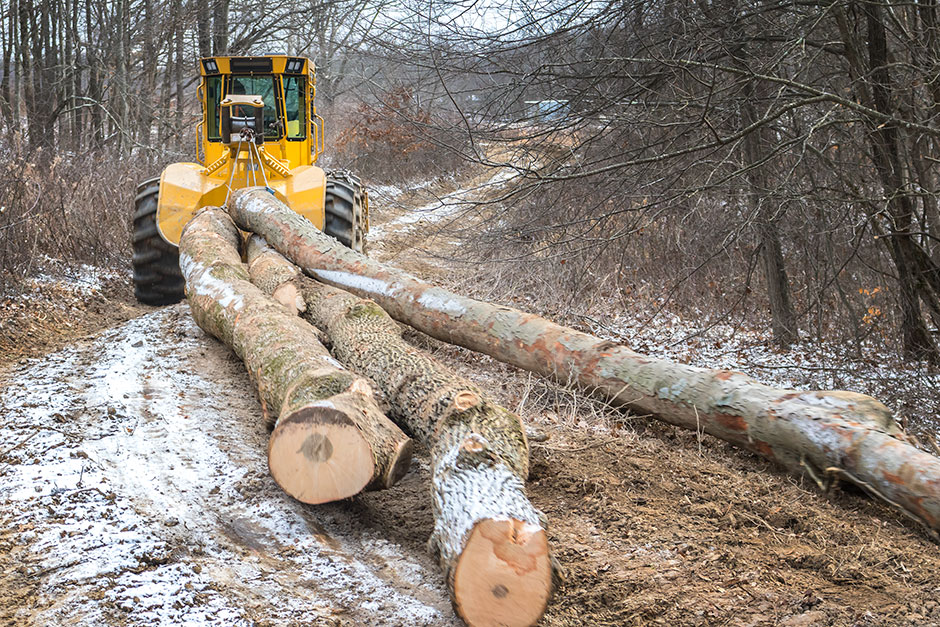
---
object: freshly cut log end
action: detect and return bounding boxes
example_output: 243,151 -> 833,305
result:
272,282 -> 306,315
453,518 -> 551,627
268,402 -> 413,504
430,432 -> 550,626
268,406 -> 371,504
247,235 -> 305,315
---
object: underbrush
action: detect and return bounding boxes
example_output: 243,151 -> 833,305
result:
322,90 -> 469,185
457,162 -> 905,350
0,142 -> 154,293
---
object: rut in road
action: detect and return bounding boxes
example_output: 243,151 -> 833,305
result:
0,306 -> 459,626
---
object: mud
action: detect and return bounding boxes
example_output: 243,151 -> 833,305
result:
1,173 -> 939,625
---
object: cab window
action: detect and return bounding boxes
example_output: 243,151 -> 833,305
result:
283,75 -> 306,140
227,75 -> 280,139
206,76 -> 222,140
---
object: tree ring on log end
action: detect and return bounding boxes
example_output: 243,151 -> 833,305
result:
268,407 -> 373,504
453,518 -> 551,627
298,432 -> 334,462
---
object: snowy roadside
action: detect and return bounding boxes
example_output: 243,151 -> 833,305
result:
367,168 -> 517,249
0,306 -> 457,626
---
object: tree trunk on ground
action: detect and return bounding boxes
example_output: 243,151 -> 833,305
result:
179,208 -> 412,504
246,236 -> 552,627
228,188 -> 940,532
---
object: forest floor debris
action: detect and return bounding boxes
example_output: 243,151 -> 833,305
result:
1,170 -> 939,625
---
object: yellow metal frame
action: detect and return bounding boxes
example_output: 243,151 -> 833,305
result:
156,55 -> 326,246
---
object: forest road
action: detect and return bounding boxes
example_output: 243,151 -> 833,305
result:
0,305 -> 461,626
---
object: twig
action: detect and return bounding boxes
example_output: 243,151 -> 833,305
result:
923,433 -> 940,458
533,438 -> 616,453
800,455 -> 828,491
824,466 -> 940,542
0,428 -> 40,458
740,511 -> 782,542
694,405 -> 703,457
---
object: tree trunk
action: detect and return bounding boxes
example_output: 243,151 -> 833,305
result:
196,0 -> 211,58
246,236 -> 552,627
849,1 -> 940,363
741,87 -> 797,347
0,0 -> 14,128
228,188 -> 940,532
211,0 -> 229,55
179,208 -> 412,504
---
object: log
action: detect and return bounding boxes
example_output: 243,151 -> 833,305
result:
179,208 -> 412,504
228,188 -> 940,532
246,236 -> 552,627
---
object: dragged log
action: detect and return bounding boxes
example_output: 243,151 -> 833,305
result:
229,188 -> 940,532
179,208 -> 412,504
247,236 -> 551,627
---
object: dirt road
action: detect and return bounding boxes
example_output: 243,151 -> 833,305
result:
0,305 -> 458,625
2,174 -> 940,626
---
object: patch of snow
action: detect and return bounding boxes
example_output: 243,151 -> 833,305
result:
369,184 -> 405,200
14,256 -> 124,299
312,269 -> 401,298
0,305 -> 458,625
369,168 -> 518,242
179,252 -> 245,311
418,289 -> 468,317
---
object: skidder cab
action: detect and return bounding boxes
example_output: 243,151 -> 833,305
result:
132,55 -> 369,306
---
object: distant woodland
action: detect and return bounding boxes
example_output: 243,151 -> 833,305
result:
4,0 -> 940,365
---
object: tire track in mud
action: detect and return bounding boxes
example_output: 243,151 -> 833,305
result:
0,305 -> 459,626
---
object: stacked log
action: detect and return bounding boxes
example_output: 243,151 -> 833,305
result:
179,208 -> 412,504
246,236 -> 552,627
228,188 -> 940,532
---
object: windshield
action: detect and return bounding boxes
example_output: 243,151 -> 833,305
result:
227,75 -> 280,139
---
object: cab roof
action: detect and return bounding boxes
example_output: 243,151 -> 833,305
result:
199,56 -> 314,77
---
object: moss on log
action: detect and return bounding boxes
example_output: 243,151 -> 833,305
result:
246,237 -> 551,627
228,188 -> 940,532
179,209 -> 412,504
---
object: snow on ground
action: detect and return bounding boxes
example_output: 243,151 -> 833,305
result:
568,305 -> 940,438
0,306 -> 458,626
368,169 -> 517,246
19,255 -> 126,298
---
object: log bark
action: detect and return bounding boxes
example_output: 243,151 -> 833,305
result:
228,188 -> 940,532
179,208 -> 412,504
246,236 -> 552,627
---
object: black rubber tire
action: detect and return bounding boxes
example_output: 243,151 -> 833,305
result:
324,170 -> 368,254
132,178 -> 185,306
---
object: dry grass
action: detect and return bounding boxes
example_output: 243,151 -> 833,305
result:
0,143 -> 154,293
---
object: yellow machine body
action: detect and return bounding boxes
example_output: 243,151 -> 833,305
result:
156,55 -> 327,245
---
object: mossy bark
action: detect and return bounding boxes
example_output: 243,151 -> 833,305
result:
246,239 -> 551,627
229,188 -> 940,532
179,209 -> 411,504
